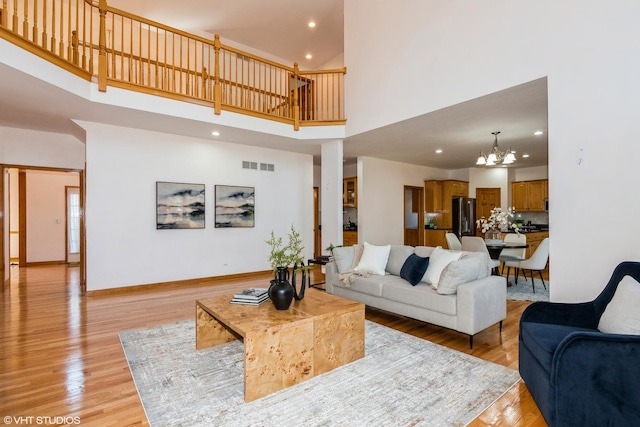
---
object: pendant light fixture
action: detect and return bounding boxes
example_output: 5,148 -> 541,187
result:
476,131 -> 516,166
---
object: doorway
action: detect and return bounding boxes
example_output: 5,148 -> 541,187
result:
1,166 -> 85,293
404,186 -> 424,246
66,186 -> 80,265
476,188 -> 501,235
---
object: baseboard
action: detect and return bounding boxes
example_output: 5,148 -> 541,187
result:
25,260 -> 66,267
86,270 -> 272,297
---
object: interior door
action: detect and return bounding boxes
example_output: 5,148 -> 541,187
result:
404,186 -> 424,246
66,186 -> 80,264
313,187 -> 320,257
476,188 -> 501,235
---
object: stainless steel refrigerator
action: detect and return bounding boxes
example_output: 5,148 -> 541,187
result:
452,197 -> 476,238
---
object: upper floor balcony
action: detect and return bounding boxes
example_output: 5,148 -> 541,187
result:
0,0 -> 346,132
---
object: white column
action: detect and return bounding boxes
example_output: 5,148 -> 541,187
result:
320,139 -> 343,253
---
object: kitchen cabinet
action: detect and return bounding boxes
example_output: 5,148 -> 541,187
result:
424,229 -> 448,248
343,231 -> 358,247
512,180 -> 548,212
343,177 -> 357,207
525,231 -> 549,273
424,180 -> 442,212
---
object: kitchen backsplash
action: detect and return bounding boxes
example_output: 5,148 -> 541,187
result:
513,211 -> 549,225
343,206 -> 357,227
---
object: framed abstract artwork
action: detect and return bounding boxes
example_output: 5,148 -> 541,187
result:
156,181 -> 205,229
215,185 -> 255,228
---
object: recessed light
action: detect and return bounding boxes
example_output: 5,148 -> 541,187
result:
522,154 -> 530,158
211,131 -> 220,136
435,149 -> 443,154
305,54 -> 312,59
534,131 -> 544,136
308,21 -> 316,28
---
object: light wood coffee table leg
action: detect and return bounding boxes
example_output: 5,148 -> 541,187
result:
314,307 -> 365,375
195,304 -> 238,350
243,319 -> 314,402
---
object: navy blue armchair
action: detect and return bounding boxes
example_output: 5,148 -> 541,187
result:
519,261 -> 640,426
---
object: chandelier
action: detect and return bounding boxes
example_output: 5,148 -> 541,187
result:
476,131 -> 516,166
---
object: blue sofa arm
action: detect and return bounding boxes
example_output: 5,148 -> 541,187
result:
551,331 -> 640,426
520,301 -> 597,329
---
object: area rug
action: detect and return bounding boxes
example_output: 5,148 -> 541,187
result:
506,277 -> 550,301
119,320 -> 521,427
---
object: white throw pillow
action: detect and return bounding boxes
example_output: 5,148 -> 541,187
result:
598,276 -> 640,334
437,256 -> 482,295
422,246 -> 462,287
355,242 -> 391,275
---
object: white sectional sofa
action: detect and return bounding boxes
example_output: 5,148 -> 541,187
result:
325,244 -> 507,348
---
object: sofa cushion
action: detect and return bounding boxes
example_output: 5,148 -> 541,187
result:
332,245 -> 355,273
598,275 -> 640,334
437,255 -> 482,294
520,321 -> 595,375
386,245 -> 415,276
355,242 -> 391,275
414,246 -> 435,258
422,247 -> 462,287
335,274 -> 401,297
460,251 -> 491,279
382,280 -> 457,316
400,254 -> 430,286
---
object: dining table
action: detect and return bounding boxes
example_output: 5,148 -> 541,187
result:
484,242 -> 528,260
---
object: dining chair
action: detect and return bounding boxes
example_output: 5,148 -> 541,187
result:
500,233 -> 527,279
445,232 -> 462,251
504,238 -> 549,292
460,236 -> 501,275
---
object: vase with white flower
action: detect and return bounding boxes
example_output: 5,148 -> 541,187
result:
476,207 -> 519,245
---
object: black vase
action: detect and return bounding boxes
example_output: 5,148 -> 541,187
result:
269,266 -> 294,310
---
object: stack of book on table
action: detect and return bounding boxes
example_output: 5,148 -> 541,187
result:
230,288 -> 270,305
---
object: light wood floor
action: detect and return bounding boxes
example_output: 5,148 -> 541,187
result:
0,265 -> 546,426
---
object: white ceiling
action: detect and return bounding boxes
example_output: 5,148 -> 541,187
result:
0,0 -> 548,170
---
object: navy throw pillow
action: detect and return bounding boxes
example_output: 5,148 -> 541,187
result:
400,254 -> 429,286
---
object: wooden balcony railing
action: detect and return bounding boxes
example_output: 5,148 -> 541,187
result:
0,0 -> 346,130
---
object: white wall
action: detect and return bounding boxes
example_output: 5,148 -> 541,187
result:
0,126 -> 85,170
345,0 -> 640,302
26,170 -> 80,263
515,166 -> 548,181
80,122 -> 314,291
358,157 -> 447,245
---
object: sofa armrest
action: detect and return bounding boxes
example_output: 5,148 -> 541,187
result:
324,261 -> 339,293
455,275 -> 506,336
520,301 -> 597,330
551,332 -> 640,425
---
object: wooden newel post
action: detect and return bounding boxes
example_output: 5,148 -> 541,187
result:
97,0 -> 108,92
213,34 -> 222,115
293,62 -> 300,131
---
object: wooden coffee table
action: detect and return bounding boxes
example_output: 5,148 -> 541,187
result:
195,288 -> 365,402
